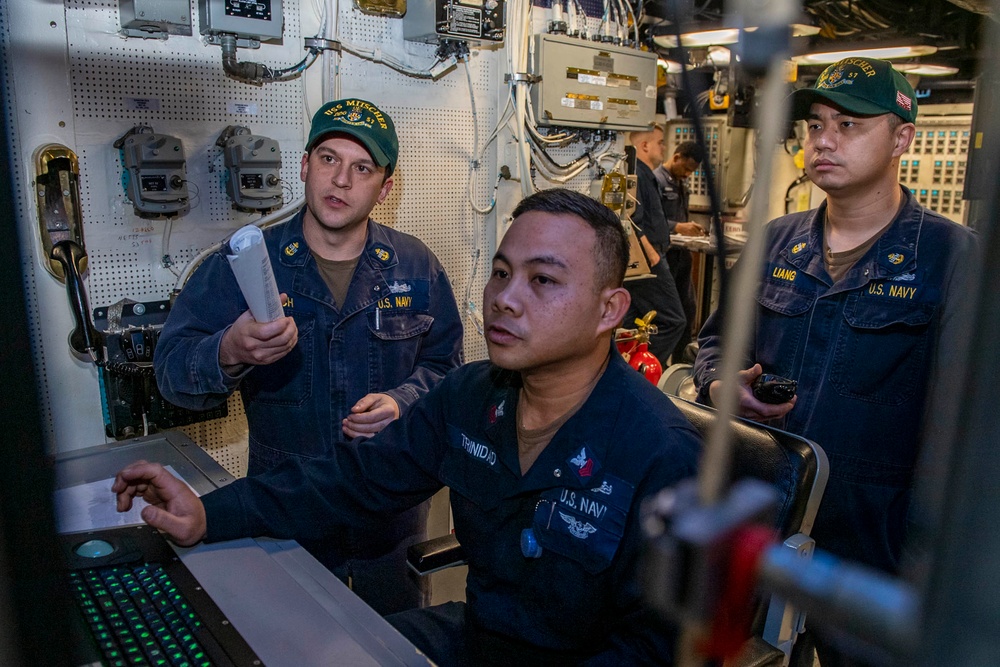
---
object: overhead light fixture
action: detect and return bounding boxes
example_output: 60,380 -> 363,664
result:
894,63 -> 960,77
656,58 -> 684,74
652,22 -> 820,49
653,28 -> 740,49
792,44 -> 938,65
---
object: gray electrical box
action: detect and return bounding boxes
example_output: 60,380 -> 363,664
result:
119,0 -> 192,38
528,34 -> 657,131
114,125 -> 191,218
403,0 -> 505,44
199,0 -> 283,45
667,118 -> 750,211
216,126 -> 283,212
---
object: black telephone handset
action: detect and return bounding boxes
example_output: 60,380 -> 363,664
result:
751,373 -> 798,404
50,240 -> 103,360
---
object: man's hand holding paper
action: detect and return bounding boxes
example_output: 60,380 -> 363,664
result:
219,297 -> 298,373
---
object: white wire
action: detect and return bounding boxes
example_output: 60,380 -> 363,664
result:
339,39 -> 441,78
160,217 -> 180,278
173,196 -> 305,291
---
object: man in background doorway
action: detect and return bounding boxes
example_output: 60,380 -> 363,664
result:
655,140 -> 707,363
625,124 -> 686,365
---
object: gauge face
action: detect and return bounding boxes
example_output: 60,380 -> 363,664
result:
225,0 -> 272,21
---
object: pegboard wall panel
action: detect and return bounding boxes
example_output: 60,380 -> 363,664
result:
178,393 -> 249,478
370,104 -> 496,361
9,0 -> 314,457
899,116 -> 972,223
335,1 -> 502,362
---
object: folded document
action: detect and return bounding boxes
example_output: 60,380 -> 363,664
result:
226,225 -> 285,323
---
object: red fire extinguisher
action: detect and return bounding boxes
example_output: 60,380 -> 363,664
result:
615,310 -> 662,385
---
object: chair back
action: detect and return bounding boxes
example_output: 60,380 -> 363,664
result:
668,395 -> 830,664
667,395 -> 828,540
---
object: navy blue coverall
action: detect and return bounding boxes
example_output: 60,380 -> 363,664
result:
154,209 -> 464,614
200,353 -> 700,665
694,187 -> 977,575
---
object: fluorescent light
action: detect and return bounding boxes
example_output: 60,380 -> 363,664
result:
653,28 -> 741,49
790,24 -> 821,37
792,44 -> 938,65
706,46 -> 731,66
653,22 -> 819,50
894,63 -> 960,76
656,58 -> 684,74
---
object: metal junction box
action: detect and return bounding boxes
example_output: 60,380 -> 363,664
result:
528,34 -> 657,131
199,0 -> 284,44
403,0 -> 506,44
119,0 -> 193,38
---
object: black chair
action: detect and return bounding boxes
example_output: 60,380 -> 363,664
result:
406,395 -> 829,666
666,395 -> 829,666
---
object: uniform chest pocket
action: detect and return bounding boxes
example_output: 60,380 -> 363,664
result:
754,280 -> 815,376
830,295 -> 937,405
438,425 -> 505,511
242,312 -> 315,406
368,311 -> 433,341
532,477 -> 634,574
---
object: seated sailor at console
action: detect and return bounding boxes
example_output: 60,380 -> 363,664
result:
114,188 -> 700,666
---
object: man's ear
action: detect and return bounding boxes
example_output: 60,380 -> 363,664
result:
596,287 -> 631,337
893,122 -> 916,157
377,176 -> 394,204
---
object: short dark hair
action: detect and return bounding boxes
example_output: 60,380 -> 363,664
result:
674,141 -> 706,164
511,188 -> 629,289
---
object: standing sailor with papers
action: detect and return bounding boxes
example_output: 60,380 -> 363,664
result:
154,98 -> 464,615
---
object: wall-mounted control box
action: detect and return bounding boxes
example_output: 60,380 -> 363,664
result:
403,0 -> 505,44
529,34 -> 657,131
115,125 -> 190,218
199,0 -> 283,46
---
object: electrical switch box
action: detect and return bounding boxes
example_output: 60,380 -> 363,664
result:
528,34 -> 658,131
216,126 -> 283,212
403,0 -> 505,44
199,0 -> 283,46
94,300 -> 228,440
114,125 -> 191,218
119,0 -> 192,39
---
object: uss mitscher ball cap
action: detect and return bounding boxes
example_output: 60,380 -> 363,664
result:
790,58 -> 917,124
305,98 -> 399,171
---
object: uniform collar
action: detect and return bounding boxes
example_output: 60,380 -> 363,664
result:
482,351 -> 631,489
782,186 -> 924,283
277,208 -> 399,270
276,208 -> 311,267
655,164 -> 682,189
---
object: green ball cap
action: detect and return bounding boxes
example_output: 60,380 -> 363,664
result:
790,58 -> 917,124
306,99 -> 399,171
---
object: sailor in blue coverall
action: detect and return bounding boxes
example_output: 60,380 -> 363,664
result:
693,58 -> 979,666
625,125 -> 687,365
154,99 -> 464,615
694,186 -> 976,574
121,188 -> 700,665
